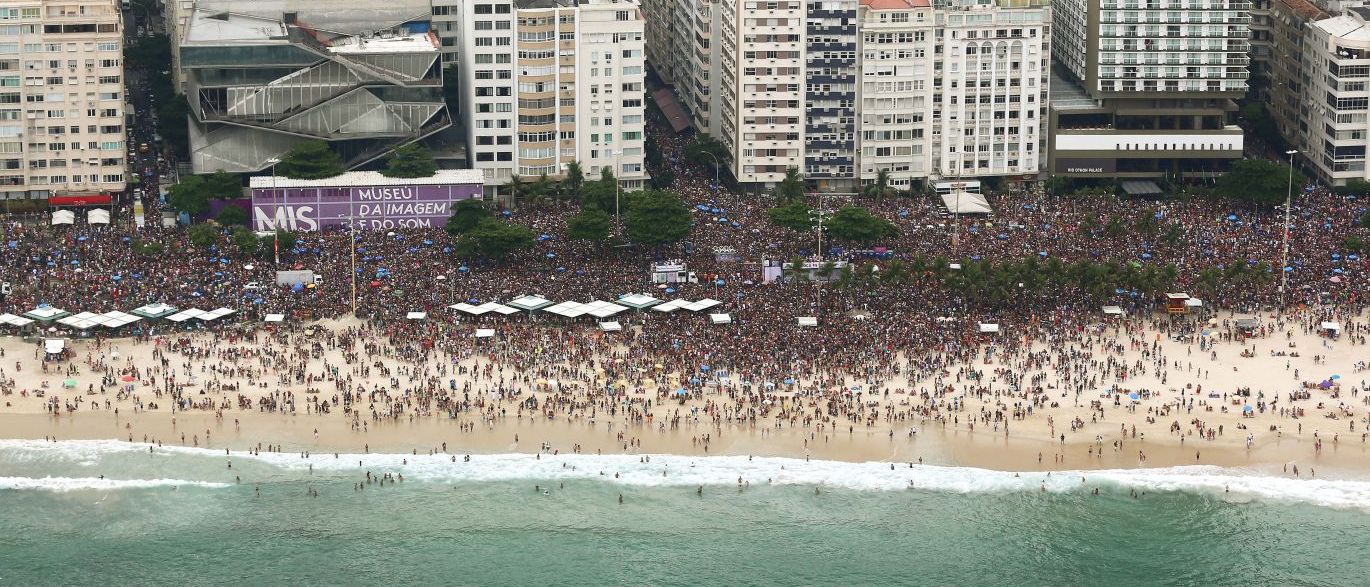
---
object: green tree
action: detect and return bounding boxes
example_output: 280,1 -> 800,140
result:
156,96 -> 190,155
230,227 -> 259,255
824,207 -> 897,244
382,144 -> 437,178
275,141 -> 345,180
446,199 -> 489,236
685,133 -> 730,171
205,171 -> 242,200
864,169 -> 896,201
273,229 -> 298,253
562,161 -> 585,196
649,168 -> 677,189
131,238 -> 164,257
529,173 -> 555,202
215,205 -> 248,226
187,223 -> 219,249
502,174 -> 523,207
166,176 -> 211,216
623,190 -> 692,248
566,208 -> 613,243
767,201 -> 816,232
1214,158 -> 1304,207
579,176 -> 618,213
124,33 -> 171,69
775,167 -> 805,203
1361,209 -> 1370,229
442,64 -> 461,107
1239,103 -> 1286,151
1346,235 -> 1366,253
1335,179 -> 1370,197
455,218 -> 535,260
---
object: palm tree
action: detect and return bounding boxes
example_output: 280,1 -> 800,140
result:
864,169 -> 895,202
775,167 -> 805,203
783,256 -> 809,283
882,259 -> 912,285
562,161 -> 584,198
502,174 -> 522,209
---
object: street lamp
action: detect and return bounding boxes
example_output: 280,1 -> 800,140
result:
702,151 -> 721,187
1279,149 -> 1297,309
607,148 -> 622,231
808,193 -> 830,321
265,157 -> 281,264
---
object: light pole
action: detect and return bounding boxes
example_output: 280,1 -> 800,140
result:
1279,149 -> 1298,309
703,151 -> 720,187
808,192 -> 830,321
265,157 -> 281,264
607,149 -> 622,232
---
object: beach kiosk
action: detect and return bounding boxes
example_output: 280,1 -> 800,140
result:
1164,293 -> 1190,314
1320,321 -> 1342,339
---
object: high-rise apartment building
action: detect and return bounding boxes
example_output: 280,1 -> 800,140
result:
1048,0 -> 1250,183
717,0 -> 807,186
1300,7 -> 1370,185
0,0 -> 127,204
452,0 -> 646,196
805,0 -> 858,190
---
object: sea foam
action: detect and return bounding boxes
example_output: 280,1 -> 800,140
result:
2,439 -> 1369,509
0,476 -> 230,492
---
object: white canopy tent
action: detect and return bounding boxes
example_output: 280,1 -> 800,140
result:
710,313 -> 732,325
44,338 -> 65,355
507,295 -> 554,311
1320,321 -> 1342,333
448,303 -> 478,314
582,300 -> 629,319
797,316 -> 818,327
476,302 -> 519,315
87,209 -> 110,225
0,313 -> 34,327
58,313 -> 105,330
1102,305 -> 1125,316
23,306 -> 69,321
543,301 -> 589,318
165,308 -> 209,323
683,298 -> 722,312
51,210 -> 75,225
406,311 -> 427,320
978,322 -> 1001,334
130,303 -> 178,319
99,311 -> 142,328
1185,298 -> 1203,308
599,321 -> 622,332
617,293 -> 662,310
939,191 -> 993,215
201,307 -> 236,321
264,313 -> 285,323
651,299 -> 690,313
474,328 -> 496,338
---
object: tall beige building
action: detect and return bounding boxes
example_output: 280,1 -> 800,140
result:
0,0 -> 127,204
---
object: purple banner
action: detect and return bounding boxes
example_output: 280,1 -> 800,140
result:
251,182 -> 481,232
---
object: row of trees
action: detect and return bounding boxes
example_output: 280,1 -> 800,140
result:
767,201 -> 898,245
800,255 -> 1267,306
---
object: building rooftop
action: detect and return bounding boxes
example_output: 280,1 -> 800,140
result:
860,0 -> 932,8
1315,13 -> 1370,45
250,170 -> 485,189
189,0 -> 432,36
327,32 -> 437,54
1050,71 -> 1100,111
183,9 -> 287,43
516,0 -> 578,9
1277,0 -> 1328,21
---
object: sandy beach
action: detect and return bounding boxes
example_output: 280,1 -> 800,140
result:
1,308 -> 1367,476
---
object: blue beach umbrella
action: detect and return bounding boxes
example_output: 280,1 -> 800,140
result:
1243,404 -> 1254,414
1128,392 -> 1139,401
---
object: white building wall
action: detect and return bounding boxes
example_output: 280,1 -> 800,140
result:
574,0 -> 647,189
719,0 -> 805,185
456,0 -> 517,194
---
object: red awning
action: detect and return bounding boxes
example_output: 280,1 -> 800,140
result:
49,194 -> 112,206
651,88 -> 693,133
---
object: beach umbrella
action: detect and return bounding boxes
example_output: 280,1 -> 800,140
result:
1243,404 -> 1254,414
120,375 -> 135,382
1332,374 -> 1342,380
674,388 -> 688,396
291,284 -> 304,292
62,378 -> 76,388
1128,392 -> 1139,401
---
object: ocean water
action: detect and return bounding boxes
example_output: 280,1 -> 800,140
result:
2,440 -> 1369,586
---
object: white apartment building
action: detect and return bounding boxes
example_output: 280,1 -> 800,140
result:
1302,7 -> 1370,185
0,0 -> 127,204
855,0 -> 1049,189
717,0 -> 806,186
453,0 -> 645,196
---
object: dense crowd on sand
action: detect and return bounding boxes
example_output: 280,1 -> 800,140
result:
0,94 -> 1369,469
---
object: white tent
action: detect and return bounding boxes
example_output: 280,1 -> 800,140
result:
475,302 -> 519,315
58,315 -> 104,330
24,306 -> 69,321
264,313 -> 285,323
1185,298 -> 1203,308
44,338 -> 65,355
165,308 -> 208,323
1320,321 -> 1341,333
98,311 -> 142,328
543,301 -> 589,318
797,316 -> 818,327
87,209 -> 110,225
200,307 -> 236,321
406,311 -> 427,320
599,321 -> 622,332
683,298 -> 722,312
617,293 -> 662,309
710,313 -> 732,325
940,191 -> 993,214
448,303 -> 478,314
978,322 -> 1001,334
51,210 -> 75,225
131,303 -> 178,318
651,299 -> 690,313
0,313 -> 34,327
474,328 -> 496,338
1102,305 -> 1124,316
583,300 -> 629,318
507,295 -> 554,311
